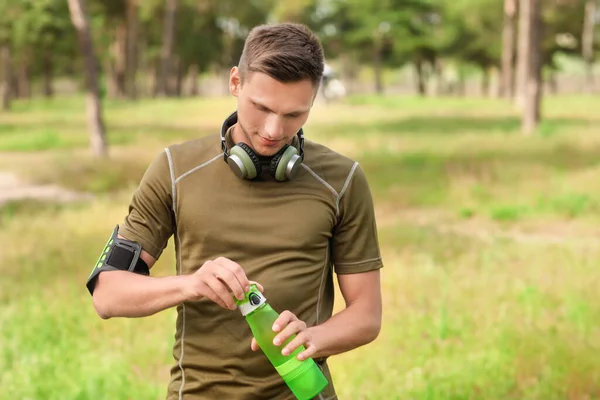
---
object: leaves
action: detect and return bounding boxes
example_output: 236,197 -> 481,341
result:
0,0 -> 595,92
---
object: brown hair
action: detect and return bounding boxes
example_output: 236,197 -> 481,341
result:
238,23 -> 325,87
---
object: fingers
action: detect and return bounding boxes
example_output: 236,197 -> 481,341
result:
204,274 -> 238,310
250,310 -> 316,361
196,281 -> 230,310
212,261 -> 245,301
250,337 -> 260,352
271,311 -> 315,360
192,257 -> 265,311
215,257 -> 251,297
283,332 -> 316,361
274,320 -> 307,348
272,310 -> 296,333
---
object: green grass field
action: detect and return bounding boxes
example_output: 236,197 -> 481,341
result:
1,93 -> 600,399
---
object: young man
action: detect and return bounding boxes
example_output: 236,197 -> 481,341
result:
86,23 -> 383,400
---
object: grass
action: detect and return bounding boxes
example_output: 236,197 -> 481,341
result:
1,93 -> 600,399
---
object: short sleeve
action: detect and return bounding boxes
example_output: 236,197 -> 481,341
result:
118,149 -> 176,260
331,163 -> 383,274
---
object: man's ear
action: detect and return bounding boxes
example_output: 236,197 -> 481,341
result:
230,67 -> 241,97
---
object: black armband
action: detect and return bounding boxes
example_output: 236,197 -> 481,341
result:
85,225 -> 150,295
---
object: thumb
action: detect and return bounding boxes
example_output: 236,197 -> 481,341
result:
249,280 -> 265,293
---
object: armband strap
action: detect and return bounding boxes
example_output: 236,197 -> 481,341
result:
85,225 -> 150,295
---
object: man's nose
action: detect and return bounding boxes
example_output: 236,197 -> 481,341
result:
264,114 -> 284,139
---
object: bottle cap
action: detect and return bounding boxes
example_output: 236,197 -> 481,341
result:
235,284 -> 266,316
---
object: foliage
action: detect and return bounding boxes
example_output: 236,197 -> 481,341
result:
0,1 -> 595,80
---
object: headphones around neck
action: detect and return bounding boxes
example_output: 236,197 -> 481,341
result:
220,112 -> 305,182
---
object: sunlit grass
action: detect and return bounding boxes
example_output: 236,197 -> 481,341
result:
2,94 -> 600,399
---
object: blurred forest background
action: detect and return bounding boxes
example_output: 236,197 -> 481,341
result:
0,0 -> 598,153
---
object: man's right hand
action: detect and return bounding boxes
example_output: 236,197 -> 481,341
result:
185,257 -> 262,310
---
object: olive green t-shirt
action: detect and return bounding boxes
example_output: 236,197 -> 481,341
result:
118,118 -> 383,400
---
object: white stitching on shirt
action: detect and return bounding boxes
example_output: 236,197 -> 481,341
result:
175,153 -> 222,184
301,164 -> 339,198
164,148 -> 177,214
336,162 -> 358,215
301,162 -> 359,218
334,256 -> 382,266
167,149 -> 224,399
164,148 -> 186,400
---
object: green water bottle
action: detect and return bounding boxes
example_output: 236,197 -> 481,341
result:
236,284 -> 329,400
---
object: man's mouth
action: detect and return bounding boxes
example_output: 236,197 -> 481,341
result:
258,136 -> 280,147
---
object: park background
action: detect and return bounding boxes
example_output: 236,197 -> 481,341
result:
1,0 -> 599,399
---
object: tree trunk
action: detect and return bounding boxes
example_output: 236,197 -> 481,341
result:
126,0 -> 139,99
17,55 -> 31,99
582,0 -> 597,91
137,34 -> 148,97
373,46 -> 384,95
341,52 -> 358,95
10,72 -> 19,100
1,44 -> 12,111
114,22 -> 127,98
152,60 -> 160,97
456,67 -> 466,96
547,70 -> 558,94
43,50 -> 54,98
522,0 -> 543,135
434,58 -> 446,96
414,58 -> 426,96
188,64 -> 199,96
68,0 -> 108,158
105,56 -> 117,98
515,0 -> 532,107
481,67 -> 490,96
501,0 -> 517,98
173,56 -> 183,97
156,0 -> 179,97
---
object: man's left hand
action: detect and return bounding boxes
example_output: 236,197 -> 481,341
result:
250,310 -> 319,361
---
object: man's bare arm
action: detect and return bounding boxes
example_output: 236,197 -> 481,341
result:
91,235 -> 253,319
266,269 -> 382,360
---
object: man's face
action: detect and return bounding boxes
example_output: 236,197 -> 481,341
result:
229,67 -> 317,157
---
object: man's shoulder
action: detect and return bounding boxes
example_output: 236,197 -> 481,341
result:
163,134 -> 223,177
304,139 -> 357,169
302,139 -> 363,192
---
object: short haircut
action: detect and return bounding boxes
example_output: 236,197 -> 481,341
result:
238,23 -> 325,87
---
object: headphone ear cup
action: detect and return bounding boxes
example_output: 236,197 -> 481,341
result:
228,143 -> 261,179
270,145 -> 302,181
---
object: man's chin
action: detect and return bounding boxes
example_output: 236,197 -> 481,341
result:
253,144 -> 284,157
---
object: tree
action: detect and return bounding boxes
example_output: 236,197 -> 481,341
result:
516,0 -> 530,107
327,0 -> 436,95
126,0 -> 139,98
156,0 -> 178,97
68,0 -> 108,157
436,0 -> 504,97
0,0 -> 20,110
11,0 -> 75,99
522,0 -> 543,135
500,0 -> 517,97
0,43 -> 10,110
582,0 -> 597,89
